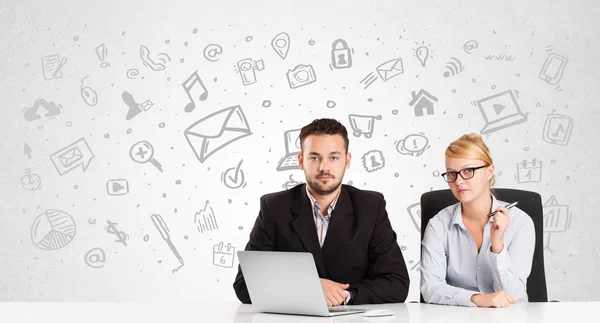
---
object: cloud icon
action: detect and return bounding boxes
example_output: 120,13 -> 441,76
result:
23,99 -> 61,121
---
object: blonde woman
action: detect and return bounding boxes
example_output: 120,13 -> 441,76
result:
420,133 -> 535,308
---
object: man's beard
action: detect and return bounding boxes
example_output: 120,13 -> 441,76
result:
306,172 -> 343,195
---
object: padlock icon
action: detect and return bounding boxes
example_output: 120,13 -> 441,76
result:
331,39 -> 353,69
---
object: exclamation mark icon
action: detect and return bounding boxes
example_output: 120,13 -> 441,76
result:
95,43 -> 109,68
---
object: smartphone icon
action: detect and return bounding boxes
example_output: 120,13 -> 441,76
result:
539,53 -> 568,85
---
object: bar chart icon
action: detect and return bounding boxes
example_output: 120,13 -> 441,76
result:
194,200 -> 218,233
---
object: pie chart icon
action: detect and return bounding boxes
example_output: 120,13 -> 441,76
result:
31,209 -> 76,250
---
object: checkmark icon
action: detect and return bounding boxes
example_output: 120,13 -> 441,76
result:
223,159 -> 245,189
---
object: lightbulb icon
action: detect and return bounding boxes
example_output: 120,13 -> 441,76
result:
416,46 -> 429,67
413,41 -> 433,67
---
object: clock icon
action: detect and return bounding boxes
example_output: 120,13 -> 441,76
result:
21,169 -> 42,191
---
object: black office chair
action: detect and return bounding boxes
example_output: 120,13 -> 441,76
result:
419,188 -> 548,302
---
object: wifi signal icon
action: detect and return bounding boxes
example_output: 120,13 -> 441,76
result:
443,57 -> 464,77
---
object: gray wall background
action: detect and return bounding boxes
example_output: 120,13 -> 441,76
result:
1,0 -> 599,303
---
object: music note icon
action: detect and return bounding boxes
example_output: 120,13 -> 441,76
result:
552,124 -> 564,137
182,70 -> 208,113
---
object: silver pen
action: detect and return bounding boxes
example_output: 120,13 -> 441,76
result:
487,201 -> 518,218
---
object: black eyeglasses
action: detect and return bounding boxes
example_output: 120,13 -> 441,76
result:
441,165 -> 487,183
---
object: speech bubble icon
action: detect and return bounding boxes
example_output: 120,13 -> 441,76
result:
396,134 -> 429,157
49,137 -> 94,175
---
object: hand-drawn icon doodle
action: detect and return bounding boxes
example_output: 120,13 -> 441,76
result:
396,134 -> 429,157
348,114 -> 382,138
184,105 -> 252,163
121,91 -> 153,121
140,45 -> 170,71
105,220 -> 128,246
362,150 -> 385,173
182,70 -> 208,113
88,218 -> 96,225
21,168 -> 42,191
23,99 -> 62,121
24,143 -> 32,159
80,76 -> 98,106
539,52 -> 568,86
410,260 -> 421,272
95,43 -> 110,68
330,39 -> 353,69
543,195 -> 572,252
485,54 -> 516,61
213,242 -> 235,268
31,209 -> 76,250
283,174 -> 303,189
360,58 -> 404,89
126,68 -> 140,79
413,42 -> 432,67
472,90 -> 527,134
194,200 -> 218,233
49,137 -> 94,175
516,159 -> 542,183
203,44 -> 223,62
151,213 -> 185,273
271,32 -> 290,60
543,112 -> 572,146
129,141 -> 163,172
287,64 -> 316,89
106,179 -> 129,195
84,248 -> 106,268
41,54 -> 67,80
276,129 -> 302,171
222,159 -> 246,189
443,57 -> 464,77
409,89 -> 438,116
463,40 -> 478,54
236,58 -> 265,86
407,203 -> 421,232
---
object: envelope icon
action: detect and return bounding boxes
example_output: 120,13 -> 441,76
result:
140,99 -> 154,111
184,105 -> 252,163
376,58 -> 404,82
58,147 -> 83,167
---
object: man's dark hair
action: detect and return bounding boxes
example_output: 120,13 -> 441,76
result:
299,118 -> 349,153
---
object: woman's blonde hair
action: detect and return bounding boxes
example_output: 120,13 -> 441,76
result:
445,133 -> 495,186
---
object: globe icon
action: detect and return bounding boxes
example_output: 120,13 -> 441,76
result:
30,209 -> 76,250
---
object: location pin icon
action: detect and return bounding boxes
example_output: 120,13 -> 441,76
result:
271,32 -> 290,60
416,46 -> 429,67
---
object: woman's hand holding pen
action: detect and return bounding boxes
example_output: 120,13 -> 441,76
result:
490,206 -> 510,254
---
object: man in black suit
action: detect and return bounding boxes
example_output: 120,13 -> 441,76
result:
233,118 -> 410,305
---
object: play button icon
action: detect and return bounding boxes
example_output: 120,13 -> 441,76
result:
107,179 -> 129,196
493,104 -> 506,115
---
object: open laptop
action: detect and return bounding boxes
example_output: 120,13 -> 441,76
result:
476,90 -> 528,134
237,250 -> 367,317
276,129 -> 302,171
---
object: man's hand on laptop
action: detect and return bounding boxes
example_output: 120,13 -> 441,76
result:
320,278 -> 350,306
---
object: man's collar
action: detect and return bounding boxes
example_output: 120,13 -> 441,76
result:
305,185 -> 341,212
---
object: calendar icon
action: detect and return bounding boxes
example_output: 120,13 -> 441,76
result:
516,159 -> 542,183
213,242 -> 235,268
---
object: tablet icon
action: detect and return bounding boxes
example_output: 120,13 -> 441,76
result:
539,52 -> 568,86
276,129 -> 302,171
543,112 -> 572,146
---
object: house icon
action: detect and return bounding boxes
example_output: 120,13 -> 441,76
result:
408,89 -> 438,116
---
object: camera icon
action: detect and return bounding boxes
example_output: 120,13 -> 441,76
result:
286,64 -> 317,89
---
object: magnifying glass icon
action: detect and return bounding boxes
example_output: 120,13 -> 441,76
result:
129,141 -> 163,172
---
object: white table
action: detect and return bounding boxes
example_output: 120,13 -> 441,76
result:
0,302 -> 594,322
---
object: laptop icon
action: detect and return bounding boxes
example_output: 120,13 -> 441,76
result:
276,129 -> 302,171
237,250 -> 367,317
476,90 -> 528,134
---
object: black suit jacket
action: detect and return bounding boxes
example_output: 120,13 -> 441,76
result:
233,184 -> 410,304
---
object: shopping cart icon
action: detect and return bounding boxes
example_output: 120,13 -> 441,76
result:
348,114 -> 382,138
